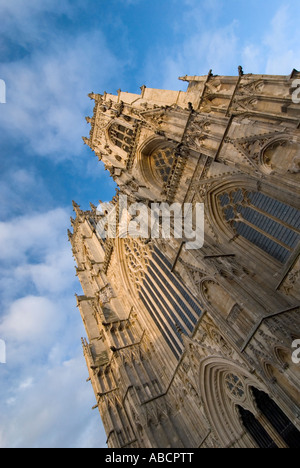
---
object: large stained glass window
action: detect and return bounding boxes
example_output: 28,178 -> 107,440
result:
219,189 -> 300,263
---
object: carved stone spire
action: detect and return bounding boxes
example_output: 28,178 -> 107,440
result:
72,200 -> 82,217
67,229 -> 73,241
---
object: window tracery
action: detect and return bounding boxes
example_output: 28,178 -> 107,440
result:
219,188 -> 300,263
151,147 -> 175,184
109,124 -> 134,153
225,373 -> 245,400
123,239 -> 152,292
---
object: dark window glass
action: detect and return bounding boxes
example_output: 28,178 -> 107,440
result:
252,388 -> 300,449
151,148 -> 175,184
238,406 -> 278,449
109,124 -> 133,153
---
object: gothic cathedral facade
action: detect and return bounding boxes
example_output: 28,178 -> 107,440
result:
69,70 -> 300,448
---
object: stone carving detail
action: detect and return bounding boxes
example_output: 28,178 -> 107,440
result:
184,155 -> 213,204
263,139 -> 300,174
224,373 -> 246,401
281,257 -> 300,298
141,108 -> 166,129
180,261 -> 206,286
230,96 -> 259,113
193,315 -> 234,360
184,115 -> 211,150
123,239 -> 153,292
99,284 -> 115,305
238,79 -> 265,95
201,434 -> 222,448
163,145 -> 189,202
225,132 -> 283,167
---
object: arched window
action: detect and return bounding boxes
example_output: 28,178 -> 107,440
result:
219,189 -> 300,263
122,240 -> 203,361
237,388 -> 300,448
109,124 -> 134,153
238,406 -> 278,449
151,147 -> 175,184
251,387 -> 300,449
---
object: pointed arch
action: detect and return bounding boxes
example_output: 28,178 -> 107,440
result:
198,357 -> 269,447
261,137 -> 300,175
206,177 -> 300,266
136,135 -> 179,197
198,356 -> 300,448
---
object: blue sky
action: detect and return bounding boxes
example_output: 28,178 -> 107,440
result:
0,0 -> 299,448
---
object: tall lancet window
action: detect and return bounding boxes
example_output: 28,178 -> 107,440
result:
219,189 -> 300,264
109,124 -> 134,153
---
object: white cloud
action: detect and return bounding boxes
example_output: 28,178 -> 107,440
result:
0,207 -> 78,361
0,204 -> 103,448
143,0 -> 299,93
241,3 -> 300,75
0,208 -> 69,263
19,377 -> 34,390
0,0 -> 123,163
0,30 -> 119,159
0,168 -> 52,219
16,248 -> 75,295
0,0 -> 83,47
0,355 -> 104,448
146,22 -> 239,91
0,296 -> 59,343
263,5 -> 300,74
242,44 -> 264,74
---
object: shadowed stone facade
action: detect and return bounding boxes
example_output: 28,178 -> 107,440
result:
69,69 -> 300,448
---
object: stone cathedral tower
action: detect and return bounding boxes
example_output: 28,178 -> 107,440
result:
69,69 -> 300,448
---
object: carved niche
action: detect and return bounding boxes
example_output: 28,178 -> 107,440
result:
262,139 -> 300,174
280,257 -> 300,299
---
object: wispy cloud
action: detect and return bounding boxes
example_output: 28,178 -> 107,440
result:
1,0 -> 299,450
0,1 -> 116,448
263,4 -> 300,73
0,208 -> 73,360
0,31 -> 119,159
0,205 -> 103,447
0,355 -> 105,448
0,167 -> 53,220
142,0 -> 299,91
0,0 -> 84,48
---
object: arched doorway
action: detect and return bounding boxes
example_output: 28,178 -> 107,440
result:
199,357 -> 300,448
